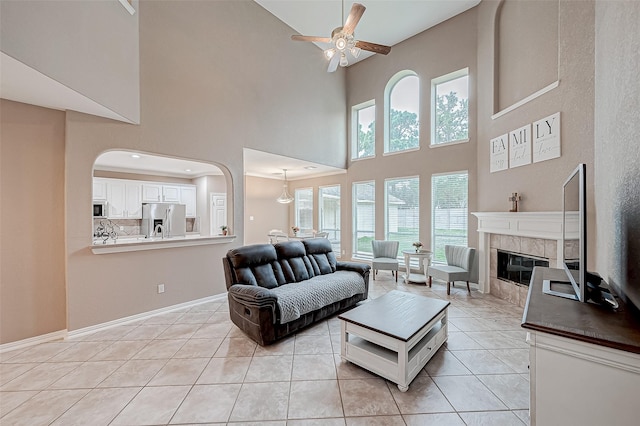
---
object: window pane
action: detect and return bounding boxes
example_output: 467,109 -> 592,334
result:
389,75 -> 420,152
385,177 -> 419,259
295,188 -> 313,231
319,185 -> 341,254
435,74 -> 469,144
356,105 -> 375,159
353,182 -> 375,256
432,172 -> 469,263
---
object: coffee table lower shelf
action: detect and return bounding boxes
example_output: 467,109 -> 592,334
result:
340,309 -> 448,392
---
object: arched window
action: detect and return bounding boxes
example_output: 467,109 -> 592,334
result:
384,71 -> 420,154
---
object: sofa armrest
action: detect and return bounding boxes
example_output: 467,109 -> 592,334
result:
228,284 -> 278,308
337,261 -> 371,275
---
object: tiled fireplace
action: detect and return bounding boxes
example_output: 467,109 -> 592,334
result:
471,212 -> 576,307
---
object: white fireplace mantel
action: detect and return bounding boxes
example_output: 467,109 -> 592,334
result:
471,212 -> 575,294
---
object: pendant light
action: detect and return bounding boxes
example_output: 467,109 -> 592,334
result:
276,169 -> 294,204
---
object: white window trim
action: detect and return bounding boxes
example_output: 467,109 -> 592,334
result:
352,180 -> 375,257
384,175 -> 420,250
384,70 -> 420,154
351,99 -> 376,160
431,169 -> 469,263
382,146 -> 421,157
294,187 -> 314,231
431,67 -> 469,147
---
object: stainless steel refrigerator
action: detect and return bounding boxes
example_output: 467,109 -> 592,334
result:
142,203 -> 186,238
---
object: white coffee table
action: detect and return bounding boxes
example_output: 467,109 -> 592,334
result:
339,290 -> 449,392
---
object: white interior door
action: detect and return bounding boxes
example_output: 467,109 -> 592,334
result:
210,193 -> 227,235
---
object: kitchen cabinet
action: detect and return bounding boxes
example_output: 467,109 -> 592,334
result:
93,179 -> 108,201
106,180 -> 142,219
180,186 -> 197,218
95,178 -> 195,219
142,184 -> 163,202
162,185 -> 181,203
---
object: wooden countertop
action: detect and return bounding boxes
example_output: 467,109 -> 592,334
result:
522,267 -> 640,354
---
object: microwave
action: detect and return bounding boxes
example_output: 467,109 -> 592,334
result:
93,202 -> 107,218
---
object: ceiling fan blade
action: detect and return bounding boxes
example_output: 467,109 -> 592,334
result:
291,35 -> 332,43
356,40 -> 391,55
327,55 -> 340,73
342,3 -> 366,35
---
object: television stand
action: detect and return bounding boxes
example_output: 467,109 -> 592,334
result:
542,279 -> 578,300
523,267 -> 640,425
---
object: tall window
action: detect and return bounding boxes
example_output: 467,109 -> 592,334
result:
352,100 -> 375,160
319,185 -> 341,254
432,68 -> 469,146
432,172 -> 469,263
385,177 -> 419,258
385,71 -> 420,153
295,188 -> 313,231
353,181 -> 375,256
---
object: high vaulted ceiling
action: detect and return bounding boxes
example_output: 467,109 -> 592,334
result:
255,0 -> 481,65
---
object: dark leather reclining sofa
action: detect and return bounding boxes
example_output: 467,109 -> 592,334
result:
223,238 -> 370,345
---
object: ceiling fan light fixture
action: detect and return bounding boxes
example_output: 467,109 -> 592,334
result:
339,53 -> 348,67
324,48 -> 336,60
335,36 -> 347,51
276,169 -> 294,204
350,46 -> 361,58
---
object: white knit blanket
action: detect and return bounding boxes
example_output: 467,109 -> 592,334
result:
271,270 -> 365,324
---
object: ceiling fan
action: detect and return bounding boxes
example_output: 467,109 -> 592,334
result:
291,2 -> 391,72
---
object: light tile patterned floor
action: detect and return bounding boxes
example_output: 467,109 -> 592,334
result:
0,274 -> 530,425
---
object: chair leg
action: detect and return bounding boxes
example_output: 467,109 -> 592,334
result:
447,281 -> 451,295
428,276 -> 432,288
395,270 -> 398,282
373,270 -> 376,280
467,281 -> 470,292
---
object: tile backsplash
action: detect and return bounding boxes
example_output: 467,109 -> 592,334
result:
93,218 -> 197,238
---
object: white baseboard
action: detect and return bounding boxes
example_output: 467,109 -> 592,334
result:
68,294 -> 227,339
0,294 -> 227,353
0,329 -> 68,354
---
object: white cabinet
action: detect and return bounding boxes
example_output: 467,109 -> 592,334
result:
162,185 -> 181,203
527,331 -> 640,426
105,180 -> 142,219
180,186 -> 197,218
124,182 -> 142,218
142,184 -> 162,202
93,179 -> 108,201
95,178 -> 195,219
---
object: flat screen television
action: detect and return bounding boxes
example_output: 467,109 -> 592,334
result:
543,164 -> 586,302
562,163 -> 587,302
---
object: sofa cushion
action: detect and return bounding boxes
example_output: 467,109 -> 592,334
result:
227,244 -> 281,289
275,240 -> 315,282
270,270 -> 366,324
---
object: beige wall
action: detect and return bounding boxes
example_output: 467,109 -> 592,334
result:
0,100 -> 66,344
244,175 -> 290,245
344,8 -> 479,256
63,0 -> 347,331
0,0 -> 140,123
477,0 -> 596,268
594,1 -> 640,309
477,0 -> 595,212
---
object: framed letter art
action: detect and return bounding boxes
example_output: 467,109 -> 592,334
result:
490,134 -> 508,173
533,112 -> 561,163
509,124 -> 532,168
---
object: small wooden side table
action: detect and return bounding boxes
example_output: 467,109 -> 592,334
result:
402,250 -> 433,284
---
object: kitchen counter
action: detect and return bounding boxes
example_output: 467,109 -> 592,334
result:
91,234 -> 236,254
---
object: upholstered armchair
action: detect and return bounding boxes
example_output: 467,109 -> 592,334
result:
371,240 -> 400,282
428,245 -> 475,295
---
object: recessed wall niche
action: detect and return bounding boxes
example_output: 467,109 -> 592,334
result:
495,0 -> 559,112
